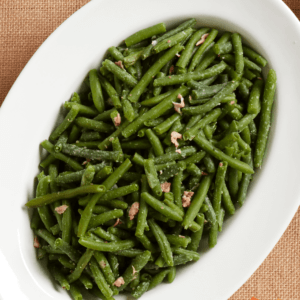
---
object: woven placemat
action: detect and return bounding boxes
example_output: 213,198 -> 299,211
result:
0,1 -> 299,299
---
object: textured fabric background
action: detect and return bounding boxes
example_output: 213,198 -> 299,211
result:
0,1 -> 299,299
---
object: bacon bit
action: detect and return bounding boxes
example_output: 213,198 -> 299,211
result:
76,140 -> 79,143
161,207 -> 164,209
219,162 -> 223,167
113,277 -> 125,287
129,202 -> 139,220
82,158 -> 91,165
172,94 -> 185,114
152,40 -> 157,46
113,218 -> 122,227
204,219 -> 208,224
176,53 -> 181,57
169,65 -> 175,75
159,170 -> 163,174
167,40 -> 171,43
201,171 -> 208,176
175,149 -> 182,154
168,76 -> 171,78
182,191 -> 194,208
218,54 -> 220,57
189,95 -> 192,101
34,236 -> 40,248
114,113 -> 121,127
99,260 -> 106,268
179,235 -> 185,238
109,137 -> 114,142
230,100 -> 235,105
196,33 -> 209,46
258,77 -> 262,80
55,205 -> 69,215
132,266 -> 138,275
170,131 -> 182,148
161,182 -> 171,193
232,81 -> 235,83
114,61 -> 124,69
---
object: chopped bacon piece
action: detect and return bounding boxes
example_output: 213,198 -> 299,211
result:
82,158 -> 91,165
175,149 -> 181,154
170,131 -> 182,148
132,266 -> 138,275
172,94 -> 185,113
55,205 -> 69,215
179,235 -> 185,238
196,33 -> 209,46
113,277 -> 125,287
161,182 -> 171,193
176,53 -> 181,57
114,61 -> 124,69
219,162 -> 223,167
114,113 -> 121,127
34,236 -> 40,248
99,261 -> 106,268
230,100 -> 235,105
129,202 -> 139,220
167,40 -> 171,43
182,191 -> 194,208
201,171 -> 208,176
159,170 -> 163,174
152,40 -> 157,46
169,65 -> 175,75
113,218 -> 122,227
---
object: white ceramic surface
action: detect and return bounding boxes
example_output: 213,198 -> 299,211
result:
0,0 -> 300,299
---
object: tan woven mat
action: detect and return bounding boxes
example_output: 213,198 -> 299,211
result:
0,1 -> 299,299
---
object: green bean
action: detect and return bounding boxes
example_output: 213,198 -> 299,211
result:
107,253 -> 119,278
144,158 -> 162,197
102,59 -> 138,87
153,146 -> 196,164
36,176 -> 56,232
140,90 -> 174,107
92,227 -> 121,242
187,213 -> 205,251
141,192 -> 183,222
78,273 -> 93,289
35,228 -> 56,248
68,124 -> 81,144
89,256 -> 113,299
154,61 -> 226,87
152,72 -> 165,97
98,118 -> 132,150
71,141 -> 100,149
79,236 -> 137,252
212,162 -> 228,221
231,33 -> 244,74
148,269 -> 170,290
75,117 -> 114,133
248,78 -> 264,114
153,28 -> 193,54
41,140 -> 83,171
26,184 -> 105,208
244,57 -> 262,72
218,207 -> 226,232
163,199 -> 184,218
131,281 -> 150,299
99,74 -> 122,109
94,251 -> 118,295
183,108 -> 222,140
145,129 -> 164,156
242,45 -> 268,67
191,83 -> 226,100
89,69 -> 105,113
176,28 -> 210,69
61,143 -> 122,162
136,234 -> 158,253
166,234 -> 191,248
64,101 -> 99,117
125,23 -> 166,47
173,248 -> 200,261
158,161 -> 186,183
128,44 -> 184,103
40,154 -> 57,169
80,164 -> 95,186
193,134 -> 254,174
68,248 -> 94,283
48,264 -> 70,290
154,113 -> 182,136
116,250 -> 151,291
61,200 -> 72,244
148,219 -> 173,266
54,238 -> 81,262
182,174 -> 212,229
188,29 -> 219,72
54,132 -> 69,153
121,139 -> 151,150
69,284 -> 83,300
213,32 -> 232,54
253,70 -> 276,167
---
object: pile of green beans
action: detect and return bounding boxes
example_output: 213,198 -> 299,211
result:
27,18 -> 276,300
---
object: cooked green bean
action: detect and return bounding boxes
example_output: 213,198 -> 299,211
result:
248,79 -> 264,114
254,69 -> 277,168
144,158 -> 162,197
48,264 -> 70,290
64,101 -> 99,117
89,69 -> 105,113
242,45 -> 268,67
